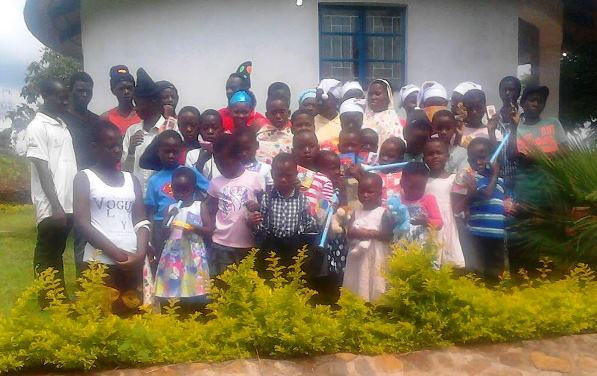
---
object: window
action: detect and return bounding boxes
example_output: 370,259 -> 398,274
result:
319,5 -> 406,90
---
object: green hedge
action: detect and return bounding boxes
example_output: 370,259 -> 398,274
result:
1,241 -> 596,373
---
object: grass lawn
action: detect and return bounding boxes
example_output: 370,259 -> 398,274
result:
0,205 -> 76,314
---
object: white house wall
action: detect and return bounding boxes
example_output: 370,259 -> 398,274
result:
81,0 -> 558,116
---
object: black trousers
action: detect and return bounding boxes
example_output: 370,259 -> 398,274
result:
471,235 -> 506,279
34,215 -> 74,307
257,234 -> 320,279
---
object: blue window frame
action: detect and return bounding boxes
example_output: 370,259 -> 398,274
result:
319,4 -> 406,90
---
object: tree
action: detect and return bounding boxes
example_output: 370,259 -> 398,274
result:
559,42 -> 597,128
6,48 -> 81,127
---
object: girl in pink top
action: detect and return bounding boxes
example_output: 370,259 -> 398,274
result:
206,134 -> 265,276
399,162 -> 443,245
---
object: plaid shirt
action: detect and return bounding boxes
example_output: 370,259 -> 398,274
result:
256,188 -> 317,238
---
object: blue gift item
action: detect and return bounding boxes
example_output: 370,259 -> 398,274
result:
387,194 -> 411,240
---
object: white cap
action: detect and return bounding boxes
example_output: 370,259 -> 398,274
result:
339,97 -> 366,114
452,81 -> 483,97
398,84 -> 420,105
318,78 -> 342,100
417,81 -> 448,107
341,81 -> 364,98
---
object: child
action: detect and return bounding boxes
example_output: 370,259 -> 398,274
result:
338,128 -> 361,154
234,126 -> 273,187
316,150 -> 348,275
452,137 -> 505,278
461,89 -> 501,148
249,153 -> 317,272
178,106 -> 201,161
290,109 -> 315,135
399,162 -> 443,244
339,98 -> 365,130
206,133 -> 265,276
431,110 -> 468,174
73,121 -> 150,315
496,76 -> 521,192
404,110 -> 432,162
298,89 -> 318,118
186,109 -> 224,180
256,96 -> 292,164
155,167 -> 211,311
359,128 -> 379,153
423,140 -> 465,268
267,81 -> 291,103
378,137 -> 406,202
143,131 -> 210,264
343,172 -> 393,302
291,130 -> 335,216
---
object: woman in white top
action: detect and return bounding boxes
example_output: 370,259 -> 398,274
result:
73,120 -> 150,315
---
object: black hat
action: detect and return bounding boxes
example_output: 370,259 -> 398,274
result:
109,65 -> 135,90
134,68 -> 160,99
521,85 -> 549,103
230,61 -> 252,89
156,80 -> 177,93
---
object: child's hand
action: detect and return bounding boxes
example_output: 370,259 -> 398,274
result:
245,200 -> 259,212
487,114 -> 499,134
346,164 -> 365,180
247,211 -> 263,227
117,253 -> 143,271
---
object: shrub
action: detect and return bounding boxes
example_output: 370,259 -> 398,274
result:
0,243 -> 596,373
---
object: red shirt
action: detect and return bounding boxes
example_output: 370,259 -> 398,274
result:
101,107 -> 141,135
218,107 -> 268,133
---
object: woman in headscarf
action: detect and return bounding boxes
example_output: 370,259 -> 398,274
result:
298,89 -> 318,117
364,79 -> 404,145
218,61 -> 267,132
225,90 -> 267,131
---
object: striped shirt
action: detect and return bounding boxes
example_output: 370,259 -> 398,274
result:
467,173 -> 505,239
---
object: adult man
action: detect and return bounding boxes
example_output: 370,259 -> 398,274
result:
61,71 -> 100,276
122,68 -> 166,191
26,78 -> 77,305
62,72 -> 100,170
101,65 -> 140,135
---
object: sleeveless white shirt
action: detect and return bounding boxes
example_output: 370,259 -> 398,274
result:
82,169 -> 137,265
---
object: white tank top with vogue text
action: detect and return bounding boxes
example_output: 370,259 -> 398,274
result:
82,169 -> 137,265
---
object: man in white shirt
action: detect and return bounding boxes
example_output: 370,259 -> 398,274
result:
26,78 -> 77,306
121,68 -> 168,192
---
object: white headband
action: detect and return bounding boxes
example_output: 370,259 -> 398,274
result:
339,97 -> 366,115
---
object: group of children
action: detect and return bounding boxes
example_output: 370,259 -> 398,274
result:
69,62 -> 569,312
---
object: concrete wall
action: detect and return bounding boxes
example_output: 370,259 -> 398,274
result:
81,0 -> 559,116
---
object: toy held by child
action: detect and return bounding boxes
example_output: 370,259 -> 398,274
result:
343,173 -> 394,302
155,167 -> 211,305
378,137 -> 406,203
398,162 -> 443,244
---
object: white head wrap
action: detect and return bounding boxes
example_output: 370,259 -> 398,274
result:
339,97 -> 366,115
341,81 -> 364,98
398,84 -> 420,107
452,81 -> 483,97
417,81 -> 448,107
318,78 -> 342,100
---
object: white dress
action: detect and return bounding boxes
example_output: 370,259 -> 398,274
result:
425,175 -> 465,268
343,206 -> 390,302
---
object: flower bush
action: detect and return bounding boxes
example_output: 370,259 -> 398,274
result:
1,242 -> 596,374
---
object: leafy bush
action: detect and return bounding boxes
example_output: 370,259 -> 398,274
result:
514,143 -> 597,266
1,243 -> 596,374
